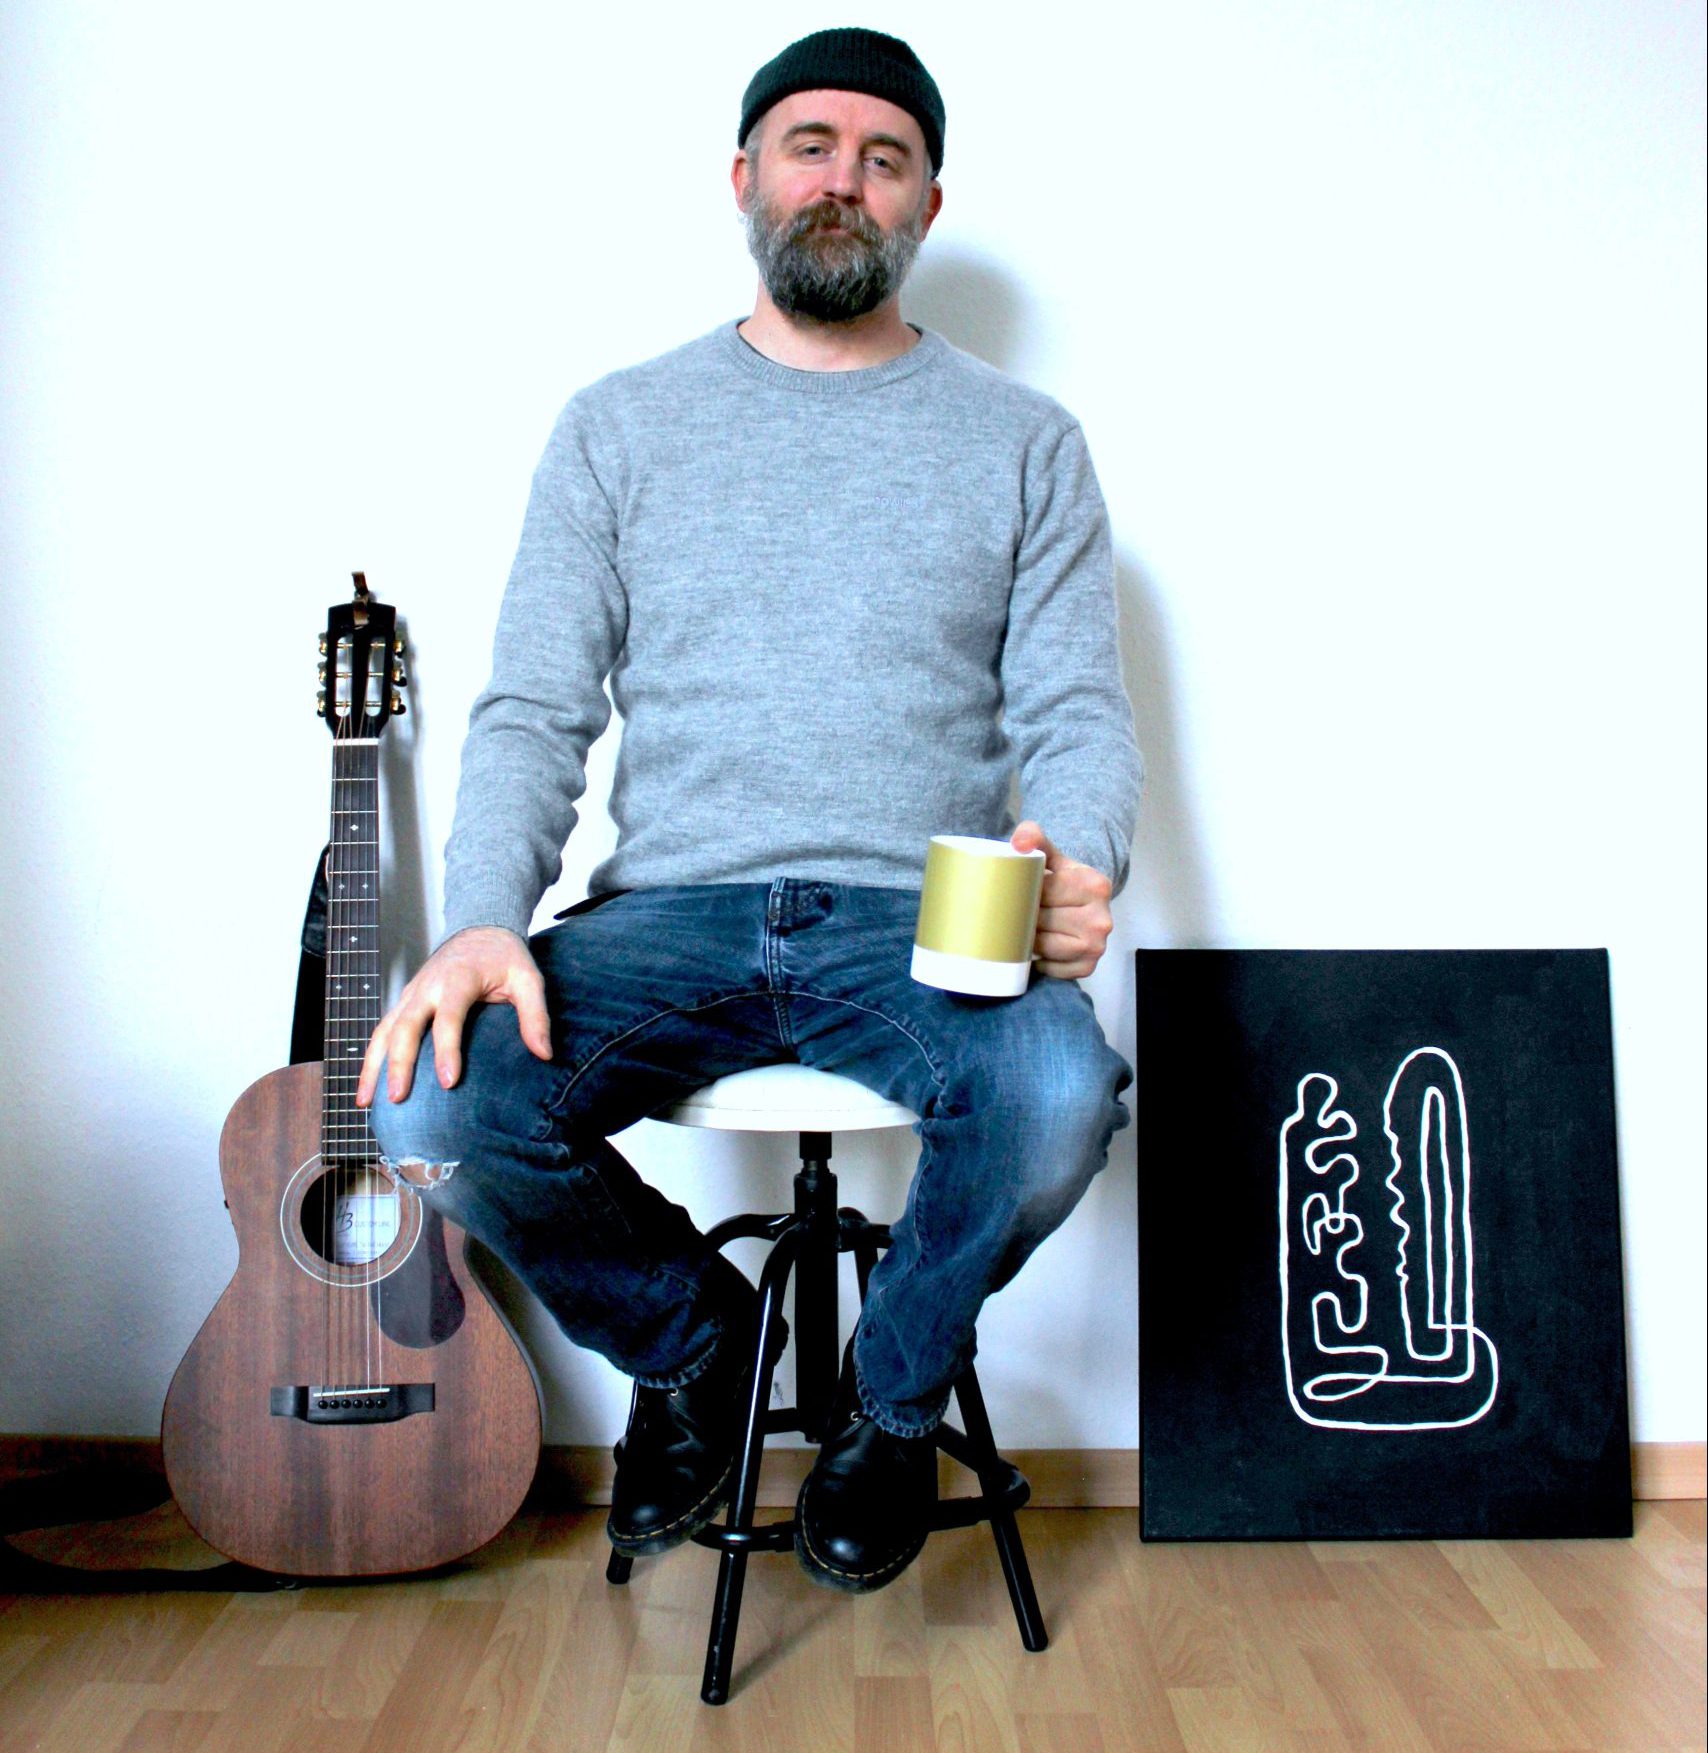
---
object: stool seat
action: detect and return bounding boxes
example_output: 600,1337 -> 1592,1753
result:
661,1064 -> 918,1132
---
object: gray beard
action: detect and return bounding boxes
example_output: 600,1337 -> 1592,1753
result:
743,188 -> 925,323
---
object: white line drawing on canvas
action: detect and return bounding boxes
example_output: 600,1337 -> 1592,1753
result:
1279,1047 -> 1500,1431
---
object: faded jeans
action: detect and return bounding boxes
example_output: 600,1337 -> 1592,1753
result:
367,880 -> 1133,1436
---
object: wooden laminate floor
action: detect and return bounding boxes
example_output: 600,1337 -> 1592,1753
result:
1,1499 -> 1702,1751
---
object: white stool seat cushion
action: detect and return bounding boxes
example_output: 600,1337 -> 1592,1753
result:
657,1063 -> 919,1132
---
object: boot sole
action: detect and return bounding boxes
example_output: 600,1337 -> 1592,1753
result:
793,1474 -> 929,1594
606,1450 -> 736,1557
606,1309 -> 789,1558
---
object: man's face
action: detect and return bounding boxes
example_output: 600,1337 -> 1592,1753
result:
735,88 -> 942,323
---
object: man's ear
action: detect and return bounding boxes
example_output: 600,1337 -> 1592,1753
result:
731,152 -> 754,211
920,179 -> 944,238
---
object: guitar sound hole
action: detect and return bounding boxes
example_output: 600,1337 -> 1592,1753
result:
299,1165 -> 401,1267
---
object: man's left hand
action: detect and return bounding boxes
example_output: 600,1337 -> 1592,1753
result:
1009,821 -> 1114,980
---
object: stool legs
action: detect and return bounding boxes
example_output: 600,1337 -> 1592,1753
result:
791,1136 -> 840,1440
702,1229 -> 796,1705
951,1367 -> 1048,1652
610,1147 -> 1047,1705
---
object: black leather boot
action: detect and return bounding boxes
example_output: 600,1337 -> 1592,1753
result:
795,1344 -> 937,1592
607,1275 -> 783,1557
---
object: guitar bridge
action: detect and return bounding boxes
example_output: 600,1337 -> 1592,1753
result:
270,1384 -> 435,1424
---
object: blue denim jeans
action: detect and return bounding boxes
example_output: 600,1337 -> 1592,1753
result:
367,880 -> 1132,1437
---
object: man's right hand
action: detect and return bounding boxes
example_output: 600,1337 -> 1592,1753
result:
355,925 -> 552,1108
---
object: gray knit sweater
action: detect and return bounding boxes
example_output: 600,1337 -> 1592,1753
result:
441,320 -> 1144,940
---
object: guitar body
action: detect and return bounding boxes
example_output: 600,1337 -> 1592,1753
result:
163,1061 -> 541,1576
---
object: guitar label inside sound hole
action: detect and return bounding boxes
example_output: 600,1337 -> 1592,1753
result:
299,1166 -> 400,1264
281,1154 -> 422,1283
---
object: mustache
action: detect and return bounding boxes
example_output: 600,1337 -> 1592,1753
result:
788,201 -> 883,246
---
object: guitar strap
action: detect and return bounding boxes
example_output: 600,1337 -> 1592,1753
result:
0,1468 -> 290,1594
290,841 -> 333,1065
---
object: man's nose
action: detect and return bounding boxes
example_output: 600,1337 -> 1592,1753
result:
818,153 -> 864,202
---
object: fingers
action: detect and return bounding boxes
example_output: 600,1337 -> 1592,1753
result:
1039,861 -> 1112,906
355,999 -> 427,1108
355,926 -> 550,1105
385,997 -> 435,1103
355,969 -> 464,1107
1011,819 -> 1048,854
1035,904 -> 1113,948
1032,898 -> 1114,980
1032,935 -> 1102,979
429,986 -> 477,1091
511,962 -> 554,1062
355,1015 -> 392,1109
1034,954 -> 1100,981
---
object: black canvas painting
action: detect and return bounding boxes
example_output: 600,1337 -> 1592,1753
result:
1135,949 -> 1632,1541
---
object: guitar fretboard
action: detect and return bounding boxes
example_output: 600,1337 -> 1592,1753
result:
323,737 -> 381,1163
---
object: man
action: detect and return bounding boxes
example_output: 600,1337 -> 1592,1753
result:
358,27 -> 1142,1594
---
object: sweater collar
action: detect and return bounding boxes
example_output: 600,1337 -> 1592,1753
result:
716,318 -> 946,393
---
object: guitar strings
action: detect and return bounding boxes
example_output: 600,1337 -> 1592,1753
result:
350,639 -> 383,1395
323,628 -> 401,1402
364,639 -> 387,1395
328,642 -> 374,1395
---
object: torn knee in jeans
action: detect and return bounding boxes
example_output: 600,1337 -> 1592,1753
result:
379,1154 -> 460,1190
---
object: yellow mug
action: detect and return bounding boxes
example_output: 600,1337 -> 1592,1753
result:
911,835 -> 1047,998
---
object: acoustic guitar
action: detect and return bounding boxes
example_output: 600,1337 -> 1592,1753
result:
162,576 -> 541,1576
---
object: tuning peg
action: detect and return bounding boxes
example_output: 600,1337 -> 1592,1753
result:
393,633 -> 405,653
318,662 -> 328,683
390,664 -> 409,687
390,690 -> 407,715
319,634 -> 328,655
316,691 -> 327,716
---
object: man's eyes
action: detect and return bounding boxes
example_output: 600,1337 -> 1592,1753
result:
794,144 -> 899,172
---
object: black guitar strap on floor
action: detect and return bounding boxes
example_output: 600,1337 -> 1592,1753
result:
0,1467 -> 293,1594
2,845 -> 339,1595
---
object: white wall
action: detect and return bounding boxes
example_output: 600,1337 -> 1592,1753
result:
1,1 -> 1702,1451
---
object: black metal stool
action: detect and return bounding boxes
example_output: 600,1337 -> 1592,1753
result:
604,1064 -> 1047,1705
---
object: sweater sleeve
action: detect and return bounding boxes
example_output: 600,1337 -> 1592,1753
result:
440,399 -> 630,940
1000,420 -> 1145,897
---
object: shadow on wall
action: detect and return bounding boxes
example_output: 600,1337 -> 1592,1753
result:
906,246 -> 1031,374
908,246 -> 1219,947
1113,552 -> 1219,945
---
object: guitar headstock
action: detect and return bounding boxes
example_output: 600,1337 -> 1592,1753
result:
317,572 -> 407,739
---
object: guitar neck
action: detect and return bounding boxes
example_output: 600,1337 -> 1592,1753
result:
323,737 -> 381,1164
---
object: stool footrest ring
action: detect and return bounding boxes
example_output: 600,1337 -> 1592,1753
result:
690,1473 -> 1031,1557
692,1523 -> 796,1555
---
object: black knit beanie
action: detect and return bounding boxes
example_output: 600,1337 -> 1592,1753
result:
739,27 -> 945,176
